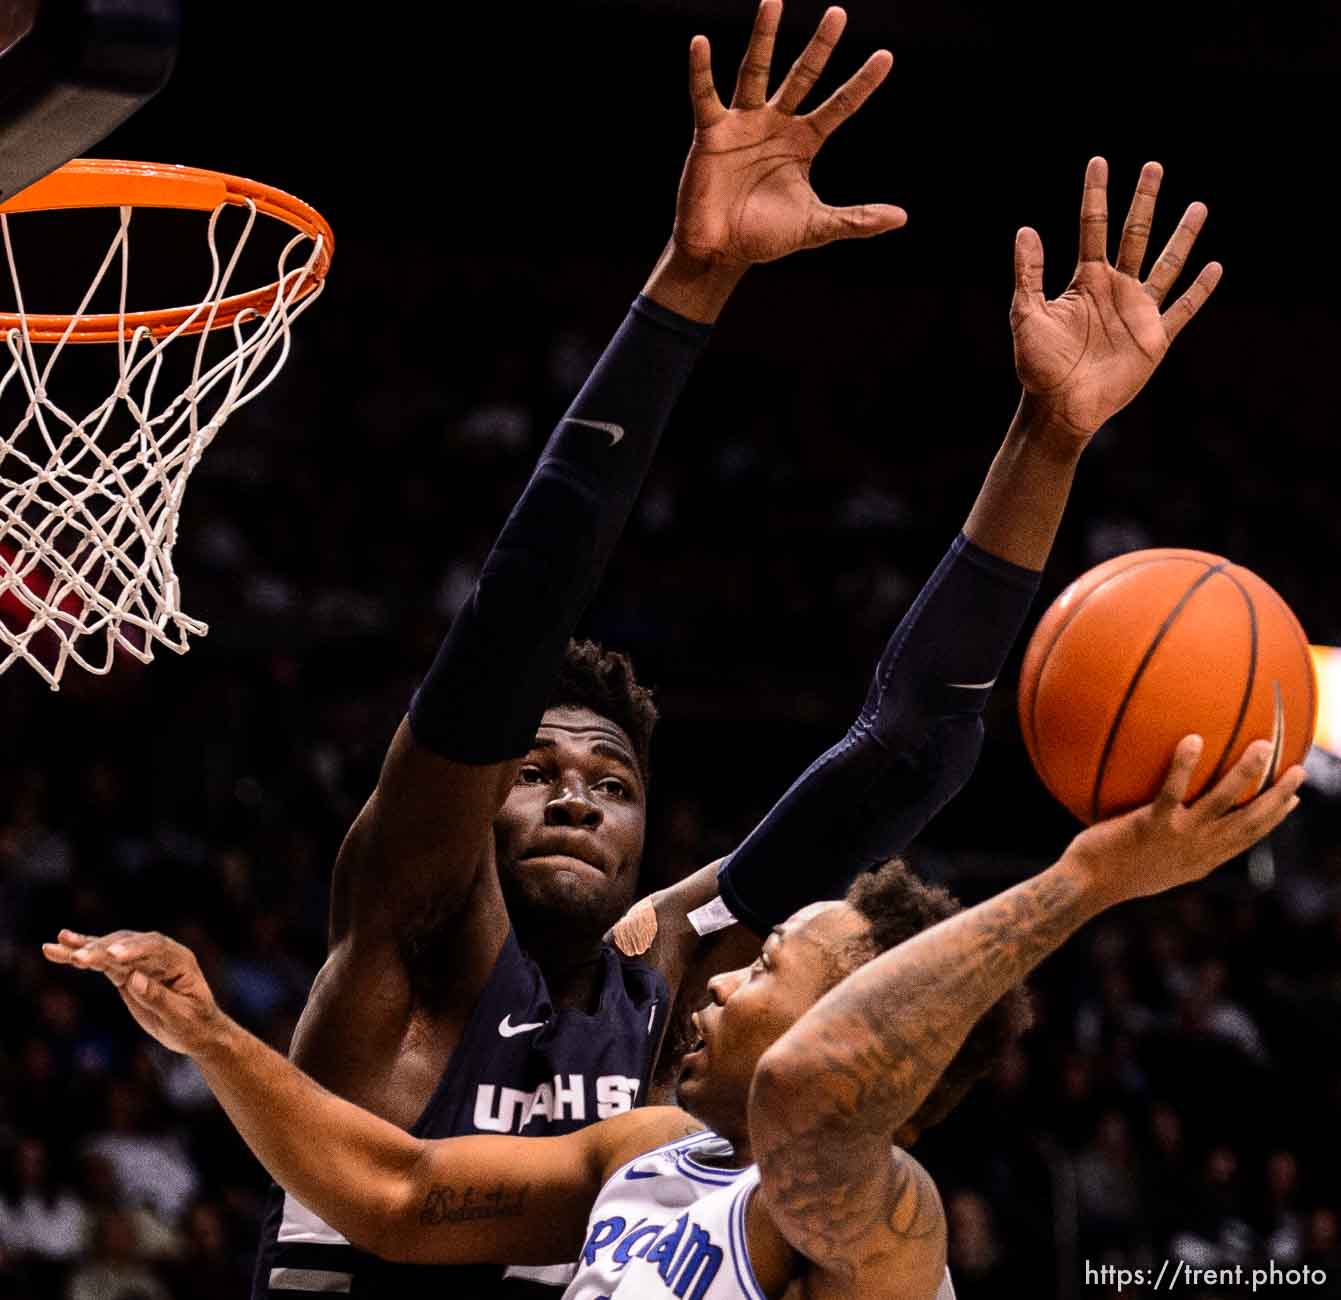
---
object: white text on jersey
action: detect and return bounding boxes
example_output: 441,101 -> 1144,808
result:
473,1074 -> 641,1132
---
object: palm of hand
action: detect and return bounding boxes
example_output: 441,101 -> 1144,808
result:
1015,266 -> 1167,434
676,113 -> 825,265
1067,801 -> 1194,903
669,4 -> 903,272
1008,157 -> 1221,438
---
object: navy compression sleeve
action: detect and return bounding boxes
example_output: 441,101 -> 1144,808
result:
716,533 -> 1042,936
409,296 -> 711,762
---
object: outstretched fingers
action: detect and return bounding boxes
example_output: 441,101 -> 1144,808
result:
1114,161 -> 1163,278
771,6 -> 846,115
1077,156 -> 1109,266
730,0 -> 782,109
42,929 -> 181,984
1145,201 -> 1209,306
801,48 -> 892,142
688,36 -> 726,129
1161,260 -> 1223,343
44,937 -> 133,988
44,928 -> 135,968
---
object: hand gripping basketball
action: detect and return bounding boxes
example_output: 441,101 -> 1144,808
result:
1060,736 -> 1305,908
42,928 -> 225,1058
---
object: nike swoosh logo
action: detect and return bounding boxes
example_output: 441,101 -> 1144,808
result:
498,1014 -> 546,1038
624,1166 -> 659,1180
565,416 -> 624,446
946,677 -> 997,690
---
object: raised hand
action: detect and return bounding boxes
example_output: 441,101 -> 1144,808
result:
1011,158 -> 1222,440
42,928 -> 225,1057
1062,736 -> 1305,908
671,1 -> 904,269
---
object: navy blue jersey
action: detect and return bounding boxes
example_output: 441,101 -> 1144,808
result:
252,930 -> 672,1298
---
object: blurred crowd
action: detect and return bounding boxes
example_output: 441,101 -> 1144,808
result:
3,242 -> 1341,1299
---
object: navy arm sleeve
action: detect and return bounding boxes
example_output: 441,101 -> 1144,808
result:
409,296 -> 712,762
716,533 -> 1042,936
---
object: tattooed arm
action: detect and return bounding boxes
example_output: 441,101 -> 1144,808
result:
41,926 -> 695,1267
748,736 -> 1303,1299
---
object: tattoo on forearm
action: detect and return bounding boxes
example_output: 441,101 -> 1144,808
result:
756,868 -> 1088,1263
801,867 -> 1085,1130
419,1182 -> 529,1227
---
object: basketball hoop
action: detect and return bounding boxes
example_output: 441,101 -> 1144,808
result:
0,159 -> 333,688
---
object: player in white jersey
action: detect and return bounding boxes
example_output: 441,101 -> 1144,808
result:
47,735 -> 1301,1300
567,1128 -> 958,1300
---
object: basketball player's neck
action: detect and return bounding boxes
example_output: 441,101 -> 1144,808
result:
513,911 -> 607,1013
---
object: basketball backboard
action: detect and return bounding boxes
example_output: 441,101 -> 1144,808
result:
0,0 -> 179,202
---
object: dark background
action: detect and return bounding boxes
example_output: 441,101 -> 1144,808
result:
2,2 -> 1340,1298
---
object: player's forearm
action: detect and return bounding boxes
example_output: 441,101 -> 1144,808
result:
194,1016 -> 421,1258
752,855 -> 1101,1143
961,392 -> 1088,571
716,532 -> 1040,936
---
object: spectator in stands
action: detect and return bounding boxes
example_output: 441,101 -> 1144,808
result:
64,1210 -> 169,1300
0,1138 -> 88,1298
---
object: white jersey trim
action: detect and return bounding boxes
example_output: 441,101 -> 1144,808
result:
276,1194 -> 349,1246
504,1262 -> 580,1287
727,1177 -> 769,1300
267,1266 -> 353,1293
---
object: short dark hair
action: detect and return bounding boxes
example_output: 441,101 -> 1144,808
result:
836,859 -> 1034,1134
546,639 -> 658,782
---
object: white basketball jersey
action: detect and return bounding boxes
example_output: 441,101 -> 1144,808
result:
563,1130 -> 956,1300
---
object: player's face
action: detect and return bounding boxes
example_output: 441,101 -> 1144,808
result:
493,706 -> 646,934
675,901 -> 872,1142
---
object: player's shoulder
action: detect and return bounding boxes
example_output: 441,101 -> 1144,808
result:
590,1106 -> 706,1184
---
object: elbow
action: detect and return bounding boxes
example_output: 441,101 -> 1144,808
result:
356,1183 -> 419,1265
856,714 -> 984,858
338,1145 -> 430,1265
749,1042 -> 815,1132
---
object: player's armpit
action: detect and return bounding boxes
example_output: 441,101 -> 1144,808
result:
751,1138 -> 946,1300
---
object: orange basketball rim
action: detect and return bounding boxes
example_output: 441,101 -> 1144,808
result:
0,158 -> 334,343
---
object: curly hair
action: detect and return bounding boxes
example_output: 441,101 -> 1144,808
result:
833,858 -> 1034,1135
545,639 -> 658,782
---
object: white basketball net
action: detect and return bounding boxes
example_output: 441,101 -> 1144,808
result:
0,199 -> 326,688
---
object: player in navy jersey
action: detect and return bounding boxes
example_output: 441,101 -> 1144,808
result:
48,735 -> 1303,1300
240,5 -> 914,1293
51,5 -> 1233,1292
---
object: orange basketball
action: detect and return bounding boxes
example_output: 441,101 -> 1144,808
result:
1018,549 -> 1317,825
